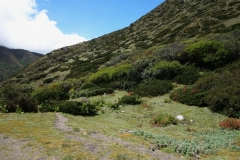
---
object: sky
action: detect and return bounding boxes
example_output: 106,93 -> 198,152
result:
0,0 -> 163,54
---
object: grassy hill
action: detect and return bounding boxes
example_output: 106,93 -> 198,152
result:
1,0 -> 240,159
0,46 -> 43,81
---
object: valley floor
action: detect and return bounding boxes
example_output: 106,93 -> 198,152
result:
0,112 -> 179,160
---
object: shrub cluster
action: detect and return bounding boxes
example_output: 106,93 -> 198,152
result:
118,94 -> 141,105
169,86 -> 207,107
219,118 -> 240,130
174,65 -> 200,85
170,70 -> 240,117
59,101 -> 98,116
39,100 -> 98,116
0,85 -> 37,113
131,79 -> 173,97
143,61 -> 184,80
179,40 -> 230,69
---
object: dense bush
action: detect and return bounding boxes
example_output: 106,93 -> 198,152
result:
89,64 -> 131,84
150,114 -> 177,127
174,65 -> 200,85
39,100 -> 59,112
204,70 -> 240,117
32,83 -> 69,103
219,118 -> 240,130
131,79 -> 173,97
17,95 -> 38,112
143,61 -> 184,80
169,85 -> 207,107
171,70 -> 240,117
59,101 -> 98,116
118,94 -> 141,105
0,85 -> 37,112
179,40 -> 230,69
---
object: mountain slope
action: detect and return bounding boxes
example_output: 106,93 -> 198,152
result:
2,0 -> 240,86
0,46 -> 43,81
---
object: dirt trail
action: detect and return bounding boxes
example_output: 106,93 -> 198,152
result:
55,113 -> 180,160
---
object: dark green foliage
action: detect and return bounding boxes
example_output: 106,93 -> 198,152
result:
174,65 -> 200,85
171,70 -> 240,117
0,85 -> 37,112
59,101 -> 98,116
17,95 -> 38,112
204,70 -> 240,117
169,85 -> 207,107
179,40 -> 230,69
118,94 -> 141,105
143,61 -> 184,80
32,84 -> 69,104
131,80 -> 172,97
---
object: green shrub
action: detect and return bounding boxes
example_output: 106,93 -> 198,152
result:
32,84 -> 69,103
59,101 -> 98,116
169,85 -> 207,107
89,64 -> 131,84
17,95 -> 38,112
204,70 -> 240,117
150,114 -> 177,127
143,61 -> 184,80
0,84 -> 37,112
131,79 -> 173,97
118,94 -> 141,105
179,40 -> 230,69
39,100 -> 59,112
174,65 -> 200,85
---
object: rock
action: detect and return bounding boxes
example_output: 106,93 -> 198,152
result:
175,115 -> 184,121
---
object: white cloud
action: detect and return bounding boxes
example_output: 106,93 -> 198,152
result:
0,0 -> 86,54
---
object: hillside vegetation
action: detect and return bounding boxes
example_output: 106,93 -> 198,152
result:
1,0 -> 240,159
0,46 -> 43,81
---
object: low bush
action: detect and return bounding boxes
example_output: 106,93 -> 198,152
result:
150,114 -> 177,127
118,94 -> 141,105
59,101 -> 98,116
219,118 -> 240,130
39,100 -> 59,112
174,65 -> 200,85
145,61 -> 184,80
169,85 -> 207,107
32,83 -> 69,103
131,79 -> 172,97
179,40 -> 230,69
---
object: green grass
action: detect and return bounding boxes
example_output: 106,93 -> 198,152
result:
0,91 -> 240,159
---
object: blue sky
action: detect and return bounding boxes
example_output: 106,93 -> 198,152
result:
0,0 -> 164,54
37,0 -> 164,39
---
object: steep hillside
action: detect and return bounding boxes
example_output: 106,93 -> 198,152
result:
4,0 -> 240,86
0,46 -> 43,81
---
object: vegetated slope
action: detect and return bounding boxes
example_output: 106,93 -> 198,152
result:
3,0 -> 240,86
0,46 -> 43,81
